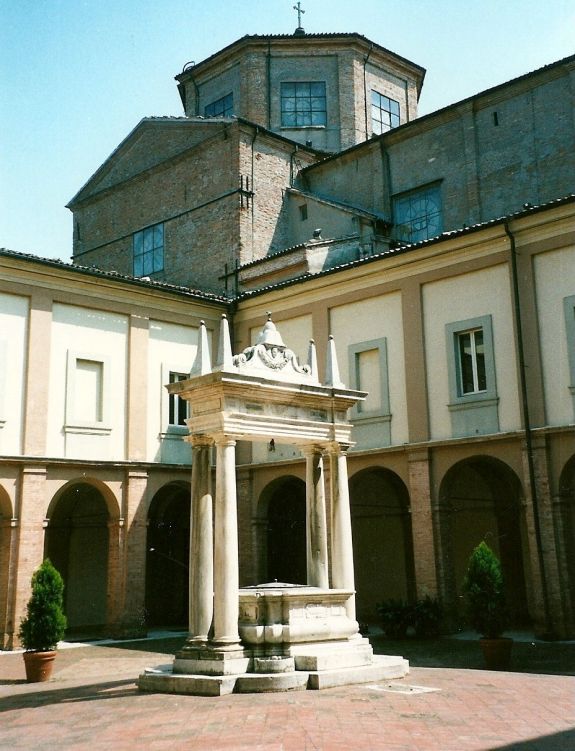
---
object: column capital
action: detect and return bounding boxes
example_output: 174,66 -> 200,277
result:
190,434 -> 214,449
213,434 -> 238,448
302,443 -> 326,457
325,441 -> 351,456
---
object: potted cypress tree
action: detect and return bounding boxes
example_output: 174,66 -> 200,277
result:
18,559 -> 67,682
462,541 -> 512,670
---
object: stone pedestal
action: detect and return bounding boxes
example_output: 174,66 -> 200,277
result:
138,583 -> 408,695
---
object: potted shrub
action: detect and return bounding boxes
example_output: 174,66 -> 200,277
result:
462,541 -> 512,669
376,599 -> 411,639
19,559 -> 67,682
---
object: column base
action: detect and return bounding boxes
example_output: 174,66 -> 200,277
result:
174,643 -> 251,676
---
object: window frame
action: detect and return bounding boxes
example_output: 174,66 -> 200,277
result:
348,338 -> 391,416
456,327 -> 487,396
133,222 -> 164,277
160,363 -> 189,440
446,316 -> 497,405
280,81 -> 327,128
168,371 -> 189,427
371,90 -> 400,135
64,350 -> 112,435
445,316 -> 499,437
393,183 -> 443,244
563,294 -> 575,398
204,92 -> 234,118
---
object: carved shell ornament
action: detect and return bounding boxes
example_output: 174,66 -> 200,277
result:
232,314 -> 311,374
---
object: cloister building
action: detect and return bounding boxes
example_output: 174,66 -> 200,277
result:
1,28 -> 574,648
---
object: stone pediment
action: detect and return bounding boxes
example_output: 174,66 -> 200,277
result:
68,119 -> 226,206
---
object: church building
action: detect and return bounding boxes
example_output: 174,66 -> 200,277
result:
1,24 -> 574,649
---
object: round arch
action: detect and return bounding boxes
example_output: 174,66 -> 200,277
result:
438,455 -> 529,624
349,466 -> 415,623
257,476 -> 306,586
44,480 -> 114,633
145,481 -> 191,627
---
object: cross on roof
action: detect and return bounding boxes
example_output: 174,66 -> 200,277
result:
293,1 -> 305,29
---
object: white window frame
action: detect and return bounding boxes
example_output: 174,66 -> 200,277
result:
456,328 -> 487,396
160,363 -> 189,440
445,316 -> 499,437
64,351 -> 111,435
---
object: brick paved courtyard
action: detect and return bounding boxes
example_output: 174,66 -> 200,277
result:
1,635 -> 574,750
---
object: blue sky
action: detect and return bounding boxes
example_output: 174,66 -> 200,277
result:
1,0 -> 573,262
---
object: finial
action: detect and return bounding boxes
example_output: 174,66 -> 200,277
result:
307,339 -> 318,379
190,320 -> 212,376
267,311 -> 272,321
214,313 -> 233,371
325,335 -> 345,388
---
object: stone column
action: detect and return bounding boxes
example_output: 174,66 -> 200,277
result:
212,437 -> 241,648
189,437 -> 213,643
304,446 -> 329,589
329,444 -> 356,619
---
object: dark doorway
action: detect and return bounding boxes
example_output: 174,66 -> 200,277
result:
146,483 -> 190,627
266,477 -> 306,585
45,482 -> 109,631
439,456 -> 530,625
350,467 -> 415,623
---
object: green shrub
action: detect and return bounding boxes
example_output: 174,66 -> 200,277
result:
461,541 -> 508,638
19,559 -> 67,652
413,595 -> 443,638
376,599 -> 411,638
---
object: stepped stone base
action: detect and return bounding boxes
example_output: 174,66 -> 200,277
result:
137,653 -> 409,696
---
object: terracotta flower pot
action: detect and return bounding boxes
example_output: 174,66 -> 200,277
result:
479,637 -> 513,670
23,650 -> 57,683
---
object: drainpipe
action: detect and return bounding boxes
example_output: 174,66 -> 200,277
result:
504,221 -> 552,636
266,41 -> 272,130
363,44 -> 374,140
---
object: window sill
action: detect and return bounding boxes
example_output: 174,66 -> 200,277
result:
448,396 -> 499,412
352,412 -> 392,425
160,426 -> 188,440
280,126 -> 326,131
64,423 -> 112,436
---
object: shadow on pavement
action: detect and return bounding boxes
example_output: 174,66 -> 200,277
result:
0,679 -> 139,713
369,634 -> 575,675
491,727 -> 575,750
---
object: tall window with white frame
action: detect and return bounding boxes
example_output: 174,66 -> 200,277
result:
133,222 -> 164,277
168,372 -> 188,427
281,82 -> 326,127
445,315 -> 498,437
457,328 -> 486,395
371,91 -> 400,135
